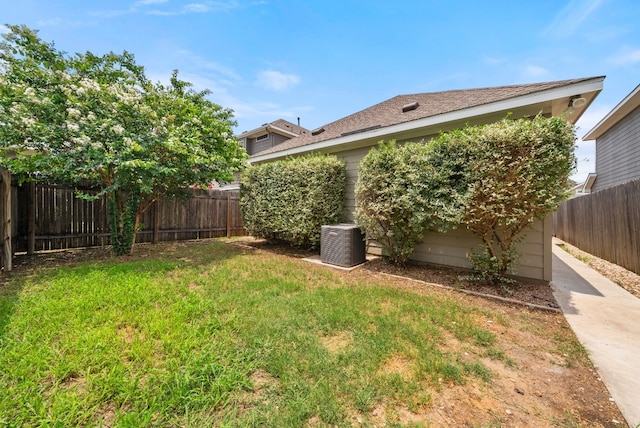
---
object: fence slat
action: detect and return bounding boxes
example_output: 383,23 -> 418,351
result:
554,179 -> 640,274
11,185 -> 245,253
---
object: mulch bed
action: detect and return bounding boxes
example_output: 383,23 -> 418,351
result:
360,258 -> 559,310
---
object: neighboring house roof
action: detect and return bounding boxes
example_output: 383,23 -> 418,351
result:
251,76 -> 604,162
237,118 -> 310,140
583,83 -> 640,140
570,172 -> 598,196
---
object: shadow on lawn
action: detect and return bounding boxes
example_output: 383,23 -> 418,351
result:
0,277 -> 24,342
0,239 -> 245,341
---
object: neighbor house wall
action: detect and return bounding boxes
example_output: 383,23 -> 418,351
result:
246,133 -> 291,156
592,105 -> 640,192
333,142 -> 551,281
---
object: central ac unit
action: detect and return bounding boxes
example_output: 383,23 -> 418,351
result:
320,224 -> 366,267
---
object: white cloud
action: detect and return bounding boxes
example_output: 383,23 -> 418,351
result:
256,70 -> 301,91
148,69 -> 310,131
575,104 -> 611,140
35,17 -> 98,28
36,18 -> 63,26
89,7 -> 137,18
135,0 -> 168,5
176,50 -> 241,82
522,64 -> 549,79
231,101 -> 314,133
481,56 -> 506,65
94,0 -> 239,18
607,47 -> 640,66
184,3 -> 211,13
543,0 -> 605,38
570,104 -> 612,182
146,1 -> 239,15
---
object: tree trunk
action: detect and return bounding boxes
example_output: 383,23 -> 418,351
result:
107,190 -> 140,255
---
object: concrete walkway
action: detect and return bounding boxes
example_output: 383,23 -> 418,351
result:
551,240 -> 640,428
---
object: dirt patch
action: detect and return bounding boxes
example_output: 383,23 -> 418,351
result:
187,281 -> 204,293
319,331 -> 353,354
378,353 -> 415,380
231,369 -> 280,416
94,402 -> 118,428
59,374 -> 88,394
116,325 -> 140,344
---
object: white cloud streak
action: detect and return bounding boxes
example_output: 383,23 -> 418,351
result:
256,70 -> 301,91
571,104 -> 613,182
543,0 -> 605,38
135,0 -> 168,5
522,64 -> 550,78
92,0 -> 239,18
175,50 -> 242,82
607,47 -> 640,66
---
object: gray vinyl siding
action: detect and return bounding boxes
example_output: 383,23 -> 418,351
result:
593,105 -> 640,192
412,217 -> 550,281
246,133 -> 291,156
335,146 -> 373,221
333,142 -> 550,281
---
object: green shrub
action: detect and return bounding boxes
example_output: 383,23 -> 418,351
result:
240,155 -> 346,248
434,115 -> 576,283
354,141 -> 464,264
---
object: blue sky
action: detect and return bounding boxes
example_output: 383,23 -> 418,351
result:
3,0 -> 640,181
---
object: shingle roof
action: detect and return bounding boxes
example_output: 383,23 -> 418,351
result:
268,118 -> 310,137
253,77 -> 600,157
237,118 -> 309,139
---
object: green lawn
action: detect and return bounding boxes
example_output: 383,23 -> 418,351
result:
0,241 -> 508,427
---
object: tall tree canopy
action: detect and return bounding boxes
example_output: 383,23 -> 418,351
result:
0,24 -> 247,254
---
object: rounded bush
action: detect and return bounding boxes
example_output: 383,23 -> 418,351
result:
240,155 -> 346,248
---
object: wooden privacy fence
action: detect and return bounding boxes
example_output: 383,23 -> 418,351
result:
553,179 -> 640,275
12,184 -> 245,253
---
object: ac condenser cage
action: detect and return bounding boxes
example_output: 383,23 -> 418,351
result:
320,224 -> 366,268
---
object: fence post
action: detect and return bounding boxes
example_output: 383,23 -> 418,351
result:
1,167 -> 12,272
226,192 -> 231,238
152,201 -> 159,244
27,182 -> 36,254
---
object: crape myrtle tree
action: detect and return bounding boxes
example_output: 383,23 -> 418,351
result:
0,25 -> 247,254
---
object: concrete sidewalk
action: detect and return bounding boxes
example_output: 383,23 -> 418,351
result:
551,241 -> 640,428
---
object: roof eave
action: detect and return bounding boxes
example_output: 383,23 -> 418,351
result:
236,125 -> 268,140
583,83 -> 640,140
237,124 -> 300,140
251,77 -> 604,164
266,125 -> 299,138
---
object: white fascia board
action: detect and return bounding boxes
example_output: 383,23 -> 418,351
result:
236,125 -> 269,139
582,173 -> 597,193
251,77 -> 604,164
266,125 -> 299,138
583,83 -> 640,140
237,124 -> 299,140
